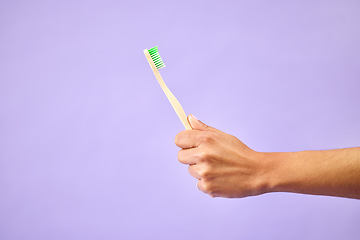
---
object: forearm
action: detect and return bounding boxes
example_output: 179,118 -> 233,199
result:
264,148 -> 360,199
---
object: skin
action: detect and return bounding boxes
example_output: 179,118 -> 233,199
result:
175,114 -> 360,199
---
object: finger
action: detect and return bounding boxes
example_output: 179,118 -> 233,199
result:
175,130 -> 204,149
197,180 -> 207,194
188,164 -> 201,179
196,180 -> 215,198
197,180 -> 214,197
188,114 -> 222,133
177,148 -> 199,165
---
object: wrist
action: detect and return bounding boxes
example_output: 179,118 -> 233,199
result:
258,151 -> 294,194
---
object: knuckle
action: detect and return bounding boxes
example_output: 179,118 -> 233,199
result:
201,180 -> 214,194
199,169 -> 209,179
196,150 -> 209,161
201,132 -> 213,143
196,150 -> 213,162
199,163 -> 213,179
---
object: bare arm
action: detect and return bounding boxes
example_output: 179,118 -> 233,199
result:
265,148 -> 360,199
175,114 -> 360,199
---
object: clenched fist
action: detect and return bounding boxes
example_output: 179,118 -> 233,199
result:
175,114 -> 271,198
175,115 -> 360,200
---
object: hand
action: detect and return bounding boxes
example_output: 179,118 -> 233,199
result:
175,114 -> 270,198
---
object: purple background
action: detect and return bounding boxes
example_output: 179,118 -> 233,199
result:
1,0 -> 360,239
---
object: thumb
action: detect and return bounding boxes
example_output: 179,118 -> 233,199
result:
187,114 -> 219,132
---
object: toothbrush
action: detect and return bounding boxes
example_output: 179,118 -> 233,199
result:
144,46 -> 192,130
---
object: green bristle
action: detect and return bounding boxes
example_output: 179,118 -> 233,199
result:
148,46 -> 165,69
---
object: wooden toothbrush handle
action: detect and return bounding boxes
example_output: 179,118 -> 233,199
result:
144,49 -> 192,130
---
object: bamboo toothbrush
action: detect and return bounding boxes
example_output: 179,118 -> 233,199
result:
144,46 -> 192,130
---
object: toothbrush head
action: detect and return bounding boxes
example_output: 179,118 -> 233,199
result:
147,46 -> 165,70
